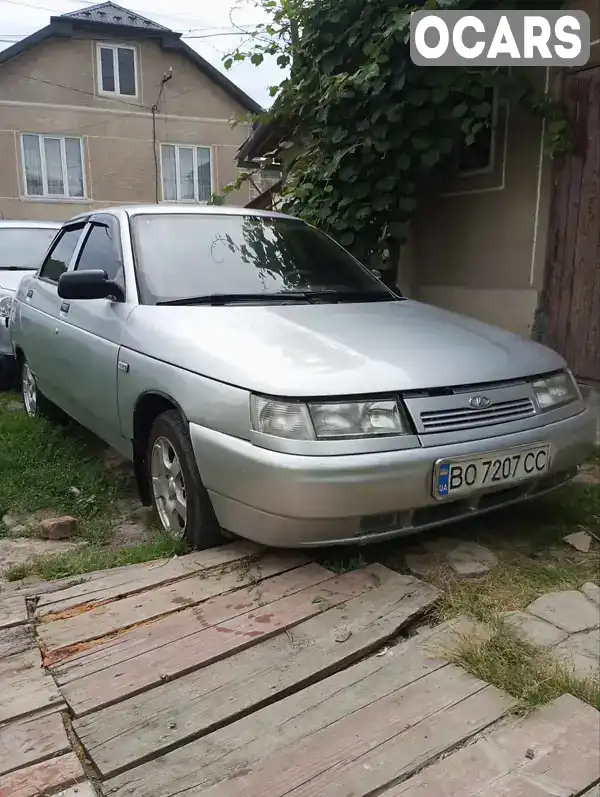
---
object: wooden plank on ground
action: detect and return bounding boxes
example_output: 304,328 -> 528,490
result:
53,562 -> 342,685
382,694 -> 600,797
56,784 -> 97,797
0,625 -> 35,659
0,713 -> 70,776
0,648 -> 40,680
0,665 -> 66,725
156,676 -> 511,797
0,594 -> 28,629
38,551 -> 307,654
58,564 -> 391,715
0,753 -> 84,797
102,624 -> 452,797
35,541 -> 262,616
75,569 -> 441,777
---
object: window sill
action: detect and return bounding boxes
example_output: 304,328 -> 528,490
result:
20,196 -> 91,204
97,90 -> 141,103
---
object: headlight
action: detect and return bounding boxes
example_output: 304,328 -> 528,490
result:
309,399 -> 408,438
250,395 -> 410,440
532,371 -> 579,410
0,295 -> 13,318
251,396 -> 315,440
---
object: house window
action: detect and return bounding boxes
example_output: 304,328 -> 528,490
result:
160,144 -> 212,203
457,88 -> 498,175
97,43 -> 138,97
21,134 -> 85,199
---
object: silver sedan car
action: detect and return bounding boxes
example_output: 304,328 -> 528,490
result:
0,220 -> 61,388
9,205 -> 597,549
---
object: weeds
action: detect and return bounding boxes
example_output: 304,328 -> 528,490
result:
447,620 -> 600,713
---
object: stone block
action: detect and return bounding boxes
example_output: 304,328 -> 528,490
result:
502,611 -> 568,648
38,517 -> 79,541
526,590 -> 600,634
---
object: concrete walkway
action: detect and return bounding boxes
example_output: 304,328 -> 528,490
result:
504,583 -> 600,678
1,543 -> 599,797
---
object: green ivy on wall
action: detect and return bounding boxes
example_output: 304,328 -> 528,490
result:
224,0 -> 569,270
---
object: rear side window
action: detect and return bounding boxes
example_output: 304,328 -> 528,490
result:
39,224 -> 85,283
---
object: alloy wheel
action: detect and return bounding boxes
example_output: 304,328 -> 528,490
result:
22,361 -> 37,417
150,435 -> 187,537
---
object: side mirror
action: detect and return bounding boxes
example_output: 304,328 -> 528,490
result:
57,270 -> 124,302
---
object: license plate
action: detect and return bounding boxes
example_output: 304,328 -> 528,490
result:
433,444 -> 551,500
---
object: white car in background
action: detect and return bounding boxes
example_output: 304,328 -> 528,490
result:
0,220 -> 61,388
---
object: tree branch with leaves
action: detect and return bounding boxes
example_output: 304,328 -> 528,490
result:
224,0 -> 569,271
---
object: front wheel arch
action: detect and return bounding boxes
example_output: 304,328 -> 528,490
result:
132,392 -> 188,505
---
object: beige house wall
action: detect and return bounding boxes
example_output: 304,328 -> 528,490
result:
401,0 -> 600,339
0,34 -> 253,221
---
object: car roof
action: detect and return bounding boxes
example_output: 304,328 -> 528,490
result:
0,220 -> 62,229
65,204 -> 295,224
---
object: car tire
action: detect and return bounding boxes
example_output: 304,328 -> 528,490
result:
20,357 -> 65,422
147,409 -> 225,550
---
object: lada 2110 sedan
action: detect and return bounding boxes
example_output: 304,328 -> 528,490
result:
9,205 -> 597,548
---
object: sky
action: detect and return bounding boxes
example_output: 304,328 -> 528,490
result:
0,0 -> 282,106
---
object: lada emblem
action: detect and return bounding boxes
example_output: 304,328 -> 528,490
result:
469,395 -> 491,409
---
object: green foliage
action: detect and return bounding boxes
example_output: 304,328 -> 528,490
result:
225,0 -> 569,267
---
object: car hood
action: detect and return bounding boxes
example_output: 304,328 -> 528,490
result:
123,300 -> 565,396
0,269 -> 35,292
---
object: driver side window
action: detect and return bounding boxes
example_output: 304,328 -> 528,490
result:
75,222 -> 124,289
39,224 -> 85,283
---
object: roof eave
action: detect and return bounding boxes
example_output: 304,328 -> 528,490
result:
236,123 -> 286,163
0,25 -> 54,67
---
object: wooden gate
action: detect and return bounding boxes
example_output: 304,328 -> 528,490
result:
541,65 -> 600,384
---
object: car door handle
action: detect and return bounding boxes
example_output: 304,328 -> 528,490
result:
26,289 -> 33,299
60,302 -> 70,314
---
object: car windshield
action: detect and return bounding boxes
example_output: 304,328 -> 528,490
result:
130,214 -> 394,305
0,228 -> 57,269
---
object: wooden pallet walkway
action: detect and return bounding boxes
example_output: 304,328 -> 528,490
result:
0,593 -> 88,797
2,541 -> 599,797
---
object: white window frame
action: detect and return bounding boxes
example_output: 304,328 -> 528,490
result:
159,143 -> 214,204
20,133 -> 87,200
457,88 -> 500,177
96,42 -> 139,99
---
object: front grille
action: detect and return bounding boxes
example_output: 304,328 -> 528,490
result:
420,397 -> 535,433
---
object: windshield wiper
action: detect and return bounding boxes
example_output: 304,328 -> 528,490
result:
156,289 -> 401,307
156,293 -> 314,306
0,266 -> 31,271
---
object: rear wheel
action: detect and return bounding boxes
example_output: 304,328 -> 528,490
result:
147,409 -> 224,550
20,357 -> 65,422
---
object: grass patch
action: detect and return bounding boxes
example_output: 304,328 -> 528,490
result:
0,393 -> 186,582
316,552 -> 367,574
587,446 -> 600,467
4,533 -> 187,582
447,621 -> 600,713
0,396 -> 129,527
431,554 -> 600,623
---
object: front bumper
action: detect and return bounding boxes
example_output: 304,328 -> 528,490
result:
190,405 -> 597,548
